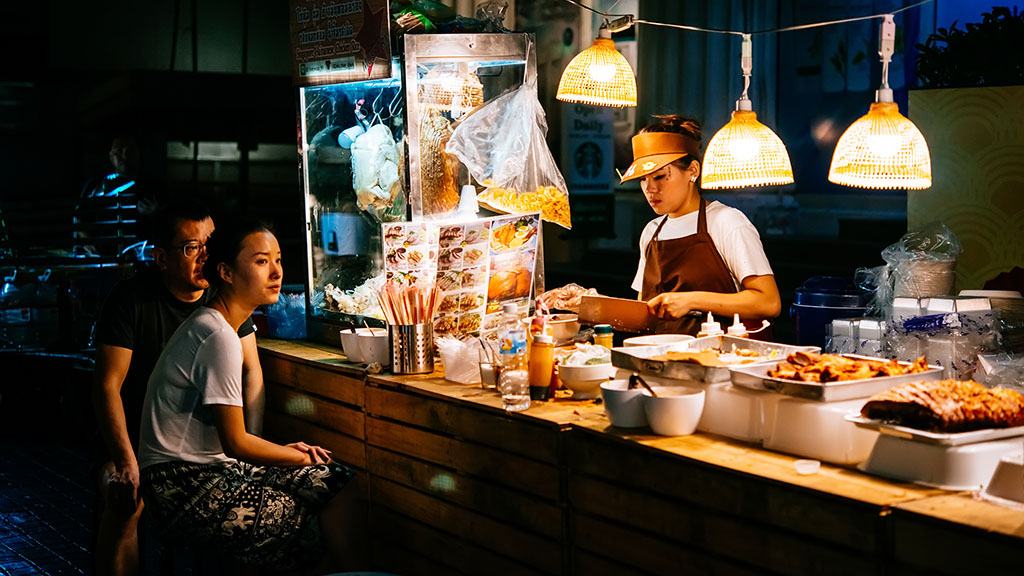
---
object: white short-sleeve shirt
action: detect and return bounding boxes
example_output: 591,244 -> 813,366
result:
631,201 -> 774,294
139,307 -> 244,469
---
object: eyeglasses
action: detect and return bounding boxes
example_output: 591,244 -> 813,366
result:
176,242 -> 207,259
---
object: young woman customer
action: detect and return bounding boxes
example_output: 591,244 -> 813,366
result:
623,115 -> 781,335
137,218 -> 357,572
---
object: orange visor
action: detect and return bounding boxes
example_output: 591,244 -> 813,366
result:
620,132 -> 700,183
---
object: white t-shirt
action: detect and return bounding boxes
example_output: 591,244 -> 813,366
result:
139,307 -> 244,469
631,201 -> 773,293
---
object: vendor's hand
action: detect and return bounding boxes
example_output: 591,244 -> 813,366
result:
288,442 -> 332,465
105,462 -> 141,517
647,293 -> 694,319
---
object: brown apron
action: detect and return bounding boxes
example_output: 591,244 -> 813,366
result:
641,200 -> 738,335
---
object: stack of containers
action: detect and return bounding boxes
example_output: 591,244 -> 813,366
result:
827,318 -> 886,356
885,295 -> 1000,379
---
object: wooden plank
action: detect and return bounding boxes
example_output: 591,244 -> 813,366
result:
888,496 -> 1024,575
370,476 -> 561,575
265,382 -> 364,440
365,385 -> 560,463
573,550 -> 656,576
568,430 -> 888,553
367,445 -> 563,540
261,354 -> 364,407
366,417 -> 560,501
370,506 -> 547,576
571,475 -> 876,575
263,411 -> 366,469
370,536 -> 469,576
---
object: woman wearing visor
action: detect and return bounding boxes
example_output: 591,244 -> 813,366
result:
623,115 -> 781,335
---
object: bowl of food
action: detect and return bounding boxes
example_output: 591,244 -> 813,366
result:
558,363 -> 615,399
642,386 -> 706,436
340,328 -> 376,363
524,314 -> 581,342
623,334 -> 695,347
601,379 -> 647,428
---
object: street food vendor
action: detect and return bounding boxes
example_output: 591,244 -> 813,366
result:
621,115 -> 781,334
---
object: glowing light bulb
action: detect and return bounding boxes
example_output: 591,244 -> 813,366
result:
587,63 -> 616,83
727,137 -> 761,161
866,133 -> 901,158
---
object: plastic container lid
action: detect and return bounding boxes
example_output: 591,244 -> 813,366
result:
502,303 -> 517,314
532,334 -> 553,344
727,313 -> 748,336
594,324 -> 613,334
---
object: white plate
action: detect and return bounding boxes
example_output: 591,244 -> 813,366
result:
846,415 -> 1024,446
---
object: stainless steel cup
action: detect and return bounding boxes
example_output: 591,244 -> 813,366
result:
389,323 -> 434,374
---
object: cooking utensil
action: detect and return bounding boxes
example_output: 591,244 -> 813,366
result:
629,373 -> 657,397
578,295 -> 659,333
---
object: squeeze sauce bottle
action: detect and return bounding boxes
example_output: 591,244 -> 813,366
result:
528,334 -> 554,401
727,313 -> 749,338
696,312 -> 724,338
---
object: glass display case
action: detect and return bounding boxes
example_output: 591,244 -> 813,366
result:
301,33 -> 538,346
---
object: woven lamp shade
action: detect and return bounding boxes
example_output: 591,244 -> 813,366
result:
419,69 -> 484,115
556,37 -> 637,107
702,110 -> 794,189
828,102 -> 932,190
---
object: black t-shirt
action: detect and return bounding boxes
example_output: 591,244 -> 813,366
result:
93,269 -> 256,453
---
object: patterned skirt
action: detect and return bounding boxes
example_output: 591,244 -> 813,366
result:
141,459 -> 354,569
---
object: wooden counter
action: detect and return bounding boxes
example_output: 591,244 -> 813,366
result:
257,339 -> 1024,575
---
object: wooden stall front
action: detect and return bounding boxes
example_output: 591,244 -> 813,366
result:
257,339 -> 1024,576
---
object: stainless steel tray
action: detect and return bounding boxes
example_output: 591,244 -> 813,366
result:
611,335 -> 818,384
846,415 -> 1024,446
729,354 -> 944,402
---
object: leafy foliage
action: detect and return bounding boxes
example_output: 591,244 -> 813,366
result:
915,7 -> 1024,88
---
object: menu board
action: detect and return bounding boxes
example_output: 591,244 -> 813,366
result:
381,213 -> 541,341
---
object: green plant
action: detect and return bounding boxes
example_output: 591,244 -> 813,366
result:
915,7 -> 1024,88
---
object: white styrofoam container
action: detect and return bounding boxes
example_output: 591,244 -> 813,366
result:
860,434 -> 1022,491
697,383 -> 783,443
762,397 -> 879,465
980,451 -> 1024,509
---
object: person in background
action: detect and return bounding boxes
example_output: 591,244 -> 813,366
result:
622,114 -> 781,334
138,217 -> 357,573
92,200 -> 265,576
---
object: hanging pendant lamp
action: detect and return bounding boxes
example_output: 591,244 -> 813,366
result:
702,35 -> 794,189
828,15 -> 932,190
556,25 -> 637,108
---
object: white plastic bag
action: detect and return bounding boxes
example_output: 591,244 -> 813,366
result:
436,335 -> 483,384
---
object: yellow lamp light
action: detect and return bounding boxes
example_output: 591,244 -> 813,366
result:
828,15 -> 932,189
556,28 -> 637,108
702,34 -> 794,189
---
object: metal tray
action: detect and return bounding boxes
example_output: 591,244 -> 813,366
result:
846,415 -> 1024,446
729,354 -> 944,402
611,335 -> 819,384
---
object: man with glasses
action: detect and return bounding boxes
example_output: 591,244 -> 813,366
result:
91,200 -> 265,576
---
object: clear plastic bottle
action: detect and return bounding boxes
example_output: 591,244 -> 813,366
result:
498,303 -> 530,411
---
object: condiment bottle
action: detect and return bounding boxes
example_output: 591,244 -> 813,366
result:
727,313 -> 749,338
593,324 -> 614,349
528,334 -> 554,401
696,312 -> 724,338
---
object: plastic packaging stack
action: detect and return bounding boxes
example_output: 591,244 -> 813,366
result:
826,318 -> 886,356
884,296 -> 1000,379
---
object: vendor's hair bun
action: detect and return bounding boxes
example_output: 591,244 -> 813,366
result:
641,114 -> 702,143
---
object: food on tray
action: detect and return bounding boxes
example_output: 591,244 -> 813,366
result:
650,350 -> 762,367
479,184 -> 571,229
352,124 -> 402,214
861,380 -> 1024,432
489,217 -> 538,252
768,351 -> 930,383
438,294 -> 460,313
487,266 -> 532,300
458,313 -> 482,332
322,274 -> 386,317
435,315 -> 459,334
420,110 -> 460,214
537,283 -> 598,313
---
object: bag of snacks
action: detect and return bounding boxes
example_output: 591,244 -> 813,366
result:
446,82 -> 572,229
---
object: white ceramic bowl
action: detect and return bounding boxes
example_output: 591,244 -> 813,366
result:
642,386 -> 706,436
340,328 -> 376,363
600,379 -> 647,428
623,334 -> 695,347
524,314 -> 581,342
558,363 -> 615,399
357,329 -> 390,367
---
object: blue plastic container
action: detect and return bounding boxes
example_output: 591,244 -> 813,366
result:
791,276 -> 871,349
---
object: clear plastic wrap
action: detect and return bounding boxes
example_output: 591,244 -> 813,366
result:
882,222 -> 961,298
886,310 -> 1000,379
975,353 -> 1024,394
436,335 -> 483,384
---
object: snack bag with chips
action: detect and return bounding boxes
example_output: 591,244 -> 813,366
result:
446,81 -> 572,229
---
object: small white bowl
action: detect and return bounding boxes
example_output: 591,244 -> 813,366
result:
558,363 -> 615,399
340,328 -> 376,363
600,379 -> 647,428
642,386 -> 706,436
623,334 -> 695,347
524,314 -> 580,342
794,459 -> 821,475
357,329 -> 390,367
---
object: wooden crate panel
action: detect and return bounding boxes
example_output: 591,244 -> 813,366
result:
888,508 -> 1024,575
261,354 -> 363,407
264,411 -> 366,469
367,445 -> 563,540
573,550 -> 657,576
370,506 -> 549,576
265,382 -> 364,440
571,475 -> 875,576
370,476 -> 561,575
366,417 -> 560,500
568,432 -> 881,553
365,385 -> 560,464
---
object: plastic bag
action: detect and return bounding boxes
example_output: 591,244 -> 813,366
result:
446,81 -> 572,229
881,222 -> 961,300
536,283 -> 599,313
562,343 -> 611,367
436,335 -> 483,384
264,293 -> 307,339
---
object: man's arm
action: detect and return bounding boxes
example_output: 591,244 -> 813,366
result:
239,332 -> 265,436
92,344 -> 139,510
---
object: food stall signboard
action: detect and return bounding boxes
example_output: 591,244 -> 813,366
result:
289,0 -> 392,86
